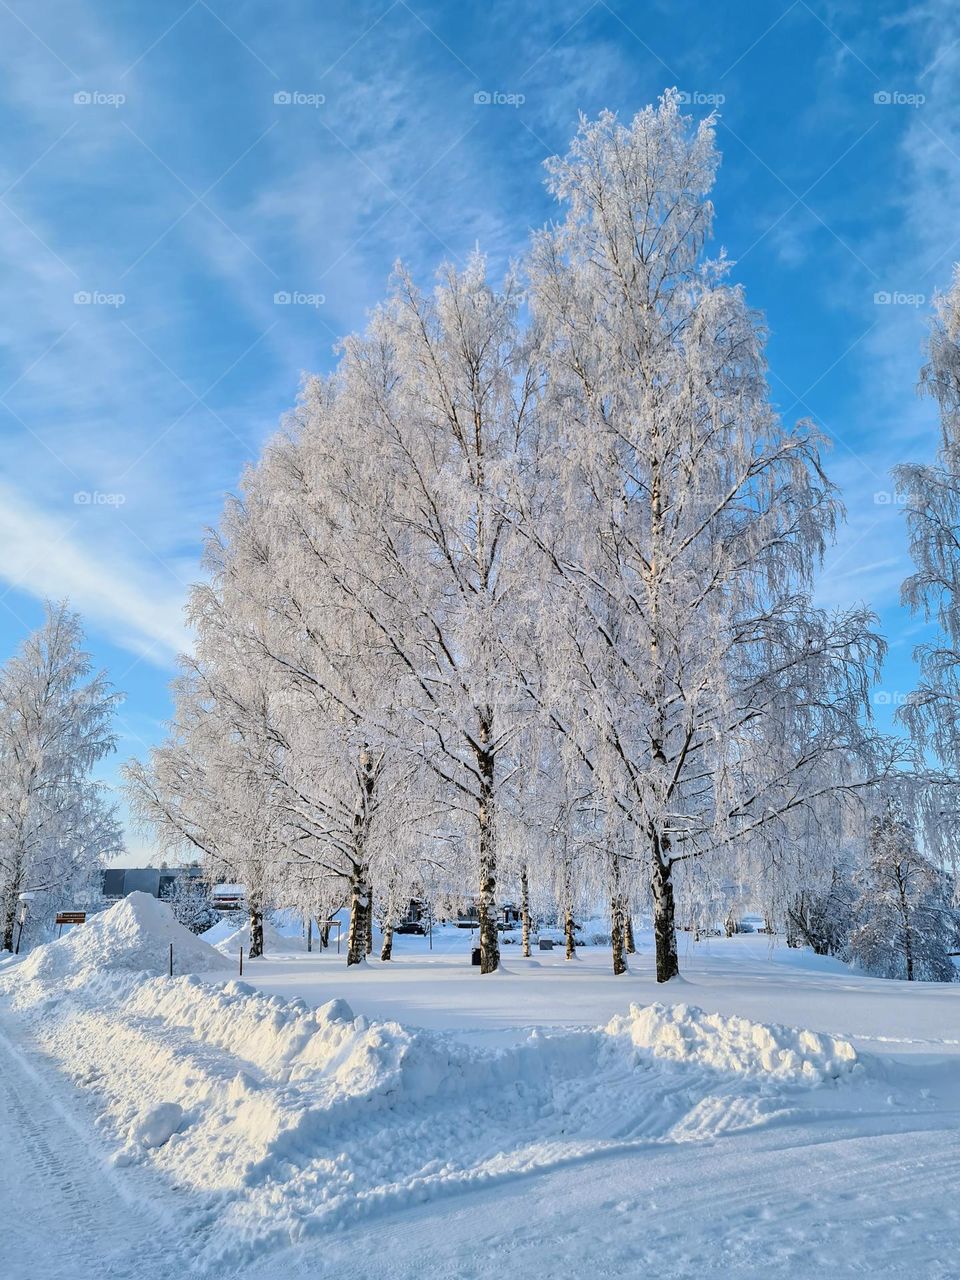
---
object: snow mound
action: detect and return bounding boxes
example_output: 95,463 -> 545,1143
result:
213,918 -> 304,956
4,968 -> 874,1269
133,1101 -> 184,1148
607,1002 -> 859,1083
14,892 -> 231,982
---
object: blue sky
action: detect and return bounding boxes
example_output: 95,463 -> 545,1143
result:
0,0 -> 956,861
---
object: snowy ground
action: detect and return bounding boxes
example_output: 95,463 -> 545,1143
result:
237,923 -> 960,1054
1,900 -> 960,1278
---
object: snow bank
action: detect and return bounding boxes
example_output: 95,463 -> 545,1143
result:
212,918 -> 304,957
0,908 -> 876,1273
607,1001 -> 859,1083
12,892 -> 231,984
0,954 -> 872,1270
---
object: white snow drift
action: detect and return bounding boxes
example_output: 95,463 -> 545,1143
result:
608,1001 -> 859,1083
16,892 -> 230,985
0,895 -> 872,1269
211,918 -> 304,957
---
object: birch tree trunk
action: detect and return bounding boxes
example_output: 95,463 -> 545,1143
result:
651,836 -> 679,982
624,911 -> 635,955
564,905 -> 576,959
899,879 -> 914,981
380,921 -> 394,961
610,848 -> 627,975
248,905 -> 265,959
346,744 -> 377,967
475,710 -> 500,973
611,896 -> 627,975
2,896 -> 16,954
520,865 -> 531,958
1,838 -> 26,952
347,875 -> 371,966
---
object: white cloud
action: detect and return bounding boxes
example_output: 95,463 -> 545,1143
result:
0,479 -> 187,663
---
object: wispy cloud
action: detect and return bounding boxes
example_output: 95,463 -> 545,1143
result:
0,479 -> 187,662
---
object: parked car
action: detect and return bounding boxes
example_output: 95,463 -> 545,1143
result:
395,919 -> 428,935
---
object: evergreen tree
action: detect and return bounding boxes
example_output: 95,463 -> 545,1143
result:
161,871 -> 219,935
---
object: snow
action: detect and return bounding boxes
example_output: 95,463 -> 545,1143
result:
132,1100 -> 185,1148
2,918 -> 960,1276
210,917 -> 305,956
0,965 -> 875,1268
228,925 -> 960,1056
607,1001 -> 859,1083
14,891 -> 231,986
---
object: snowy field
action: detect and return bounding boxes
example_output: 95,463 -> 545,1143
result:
2,896 -> 960,1279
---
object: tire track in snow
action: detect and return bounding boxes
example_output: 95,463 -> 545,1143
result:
0,1018 -> 194,1280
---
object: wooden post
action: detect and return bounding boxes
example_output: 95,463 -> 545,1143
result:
239,945 -> 243,977
168,942 -> 173,977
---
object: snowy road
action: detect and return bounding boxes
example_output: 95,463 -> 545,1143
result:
250,1122 -> 960,1280
6,991 -> 960,1280
0,1017 -> 188,1280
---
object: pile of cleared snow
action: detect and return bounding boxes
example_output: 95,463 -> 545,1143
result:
2,936 -> 873,1271
212,918 -> 304,956
198,916 -> 240,947
3,969 -> 871,1269
607,1001 -> 859,1083
13,892 -> 230,984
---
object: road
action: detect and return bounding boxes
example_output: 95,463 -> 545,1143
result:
0,1018 -> 189,1280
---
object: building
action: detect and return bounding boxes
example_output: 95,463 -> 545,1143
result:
453,899 -> 521,929
211,883 -> 245,911
100,865 -> 204,902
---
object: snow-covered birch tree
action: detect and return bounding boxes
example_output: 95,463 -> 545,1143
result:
327,256 -> 543,972
523,92 -> 893,982
0,602 -> 122,949
208,381 -> 443,965
126,658 -> 286,959
895,267 -> 960,858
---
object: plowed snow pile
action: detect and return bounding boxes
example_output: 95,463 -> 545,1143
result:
608,1001 -> 859,1082
13,892 -> 230,985
0,943 -> 866,1270
212,919 -> 304,956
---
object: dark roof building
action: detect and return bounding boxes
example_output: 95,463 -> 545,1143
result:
100,865 -> 203,901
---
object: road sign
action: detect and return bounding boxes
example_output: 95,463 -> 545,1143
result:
55,912 -> 87,925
